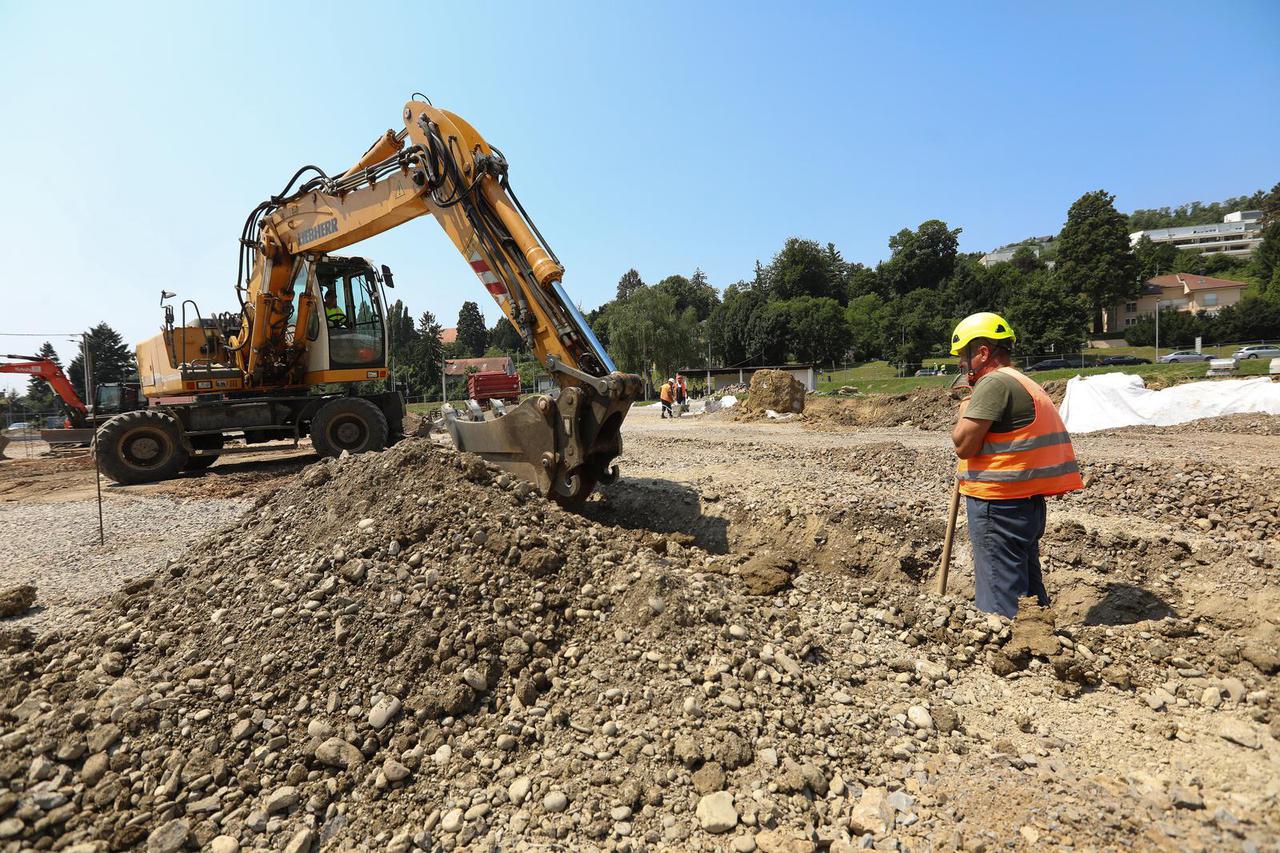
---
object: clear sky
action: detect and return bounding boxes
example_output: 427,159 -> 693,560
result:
1,1 -> 1277,391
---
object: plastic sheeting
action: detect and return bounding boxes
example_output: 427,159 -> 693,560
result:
1060,372 -> 1280,433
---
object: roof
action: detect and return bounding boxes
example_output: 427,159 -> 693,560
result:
443,356 -> 513,377
689,363 -> 814,375
1147,273 -> 1247,293
439,327 -> 458,344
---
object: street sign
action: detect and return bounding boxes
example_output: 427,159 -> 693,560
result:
1195,336 -> 1202,353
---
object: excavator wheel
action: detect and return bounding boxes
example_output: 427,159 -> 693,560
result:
183,434 -> 225,472
311,398 -> 388,458
95,410 -> 189,485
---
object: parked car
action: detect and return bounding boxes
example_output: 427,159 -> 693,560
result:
1232,344 -> 1280,360
1100,355 -> 1152,366
1158,350 -> 1212,363
4,422 -> 32,433
1026,358 -> 1070,371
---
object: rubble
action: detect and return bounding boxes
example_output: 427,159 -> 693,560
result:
0,406 -> 1277,851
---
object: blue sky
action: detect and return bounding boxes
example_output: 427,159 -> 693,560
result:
1,1 -> 1277,391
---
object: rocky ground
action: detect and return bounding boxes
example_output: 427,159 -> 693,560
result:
0,409 -> 1276,852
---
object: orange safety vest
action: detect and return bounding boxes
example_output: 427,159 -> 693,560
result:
957,367 -> 1084,500
659,383 -> 673,403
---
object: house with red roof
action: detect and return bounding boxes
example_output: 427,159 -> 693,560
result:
1104,273 -> 1248,333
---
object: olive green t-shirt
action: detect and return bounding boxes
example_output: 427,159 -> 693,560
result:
965,370 -> 1036,434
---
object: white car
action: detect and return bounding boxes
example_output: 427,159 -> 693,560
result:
1232,344 -> 1280,360
1157,350 -> 1211,364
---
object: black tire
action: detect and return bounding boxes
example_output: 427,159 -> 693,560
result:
183,434 -> 224,472
1248,353 -> 1258,359
95,410 -> 189,485
311,398 -> 388,458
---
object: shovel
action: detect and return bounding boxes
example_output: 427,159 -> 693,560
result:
936,371 -> 970,596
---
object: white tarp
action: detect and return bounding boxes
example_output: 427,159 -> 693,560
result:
1060,372 -> 1280,433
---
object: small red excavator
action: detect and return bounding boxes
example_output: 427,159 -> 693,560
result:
0,355 -> 141,448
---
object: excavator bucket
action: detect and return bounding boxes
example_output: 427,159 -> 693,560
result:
444,373 -> 642,502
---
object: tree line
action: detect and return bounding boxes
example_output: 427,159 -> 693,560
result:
585,183 -> 1280,378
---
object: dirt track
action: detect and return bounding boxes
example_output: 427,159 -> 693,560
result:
0,411 -> 1276,851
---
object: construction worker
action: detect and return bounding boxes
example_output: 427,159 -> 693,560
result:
659,377 -> 674,419
324,289 -> 347,326
675,373 -> 688,415
949,312 -> 1084,618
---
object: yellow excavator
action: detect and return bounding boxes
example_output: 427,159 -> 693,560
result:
95,95 -> 641,501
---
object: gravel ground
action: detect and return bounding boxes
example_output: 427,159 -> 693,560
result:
0,496 -> 247,631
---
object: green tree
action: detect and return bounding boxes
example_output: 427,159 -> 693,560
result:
705,285 -> 764,365
1132,235 -> 1178,281
602,285 -> 700,382
1249,221 -> 1280,296
880,220 -> 962,297
409,311 -> 445,390
844,294 -> 888,361
744,301 -> 791,364
489,316 -> 525,353
615,268 -> 645,302
884,288 -> 950,368
455,301 -> 488,358
69,322 -> 135,391
944,257 -> 1018,318
654,270 -> 720,321
784,296 -> 849,365
24,341 -> 62,410
1054,190 -> 1140,332
1004,271 -> 1091,356
767,238 -> 840,301
846,262 -> 880,300
385,299 -> 419,380
1009,246 -> 1044,274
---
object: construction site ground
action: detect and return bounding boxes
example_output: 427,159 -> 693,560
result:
0,406 -> 1277,851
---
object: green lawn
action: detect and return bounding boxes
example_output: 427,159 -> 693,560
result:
816,356 -> 1273,395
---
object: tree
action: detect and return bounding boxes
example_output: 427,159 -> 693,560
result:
784,296 -> 850,365
880,220 -> 962,297
489,316 -> 525,353
68,322 -> 135,391
1249,222 -> 1280,297
1009,246 -> 1044,275
844,294 -> 888,362
744,301 -> 791,364
408,311 -> 445,391
616,268 -> 645,302
943,258 -> 1018,318
654,271 -> 720,321
1054,190 -> 1140,332
455,301 -> 488,358
1004,271 -> 1091,356
767,238 -> 840,302
1132,235 -> 1178,281
705,285 -> 764,365
601,285 -> 701,383
884,288 -> 950,368
24,341 -> 62,410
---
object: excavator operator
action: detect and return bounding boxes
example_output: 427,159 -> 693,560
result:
324,288 -> 346,327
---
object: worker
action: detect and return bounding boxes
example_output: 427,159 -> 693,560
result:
949,312 -> 1083,618
675,373 -> 687,414
659,377 -> 674,419
324,289 -> 347,326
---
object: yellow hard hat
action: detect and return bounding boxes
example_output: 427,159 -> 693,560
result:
950,312 -> 1016,356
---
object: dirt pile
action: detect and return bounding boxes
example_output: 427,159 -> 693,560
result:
744,370 -> 806,414
803,387 -> 965,431
1,438 -> 1277,851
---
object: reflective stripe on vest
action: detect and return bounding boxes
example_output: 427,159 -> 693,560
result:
958,367 -> 1084,500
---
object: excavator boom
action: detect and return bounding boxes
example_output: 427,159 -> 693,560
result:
1,355 -> 88,426
228,97 -> 641,499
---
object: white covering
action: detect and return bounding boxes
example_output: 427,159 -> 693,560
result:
1060,372 -> 1280,433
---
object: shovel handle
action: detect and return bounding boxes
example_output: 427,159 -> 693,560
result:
936,477 -> 962,595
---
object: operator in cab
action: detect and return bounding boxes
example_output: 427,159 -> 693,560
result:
949,312 -> 1084,618
324,288 -> 347,327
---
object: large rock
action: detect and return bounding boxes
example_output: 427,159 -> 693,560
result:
747,370 -> 806,414
848,787 -> 894,835
0,584 -> 36,618
315,737 -> 365,769
696,791 -> 738,833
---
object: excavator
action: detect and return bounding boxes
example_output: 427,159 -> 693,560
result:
0,355 -> 139,449
96,96 -> 641,501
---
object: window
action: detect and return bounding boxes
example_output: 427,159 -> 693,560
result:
317,262 -> 385,369
1202,293 -> 1218,306
1125,302 -> 1138,313
1124,318 -> 1137,327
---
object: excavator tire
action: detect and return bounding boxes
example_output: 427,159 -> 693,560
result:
311,398 -> 388,458
95,410 -> 189,485
183,434 -> 224,472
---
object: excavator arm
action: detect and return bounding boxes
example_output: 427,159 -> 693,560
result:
1,356 -> 88,427
232,97 -> 641,499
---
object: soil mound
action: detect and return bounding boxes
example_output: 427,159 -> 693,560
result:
744,369 -> 806,414
804,387 -> 965,431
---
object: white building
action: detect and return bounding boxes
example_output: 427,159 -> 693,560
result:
979,237 -> 1056,268
1129,210 -> 1263,257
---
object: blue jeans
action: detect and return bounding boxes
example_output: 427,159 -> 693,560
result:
966,495 -> 1048,617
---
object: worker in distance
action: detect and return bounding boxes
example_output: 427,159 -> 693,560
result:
949,312 -> 1084,617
